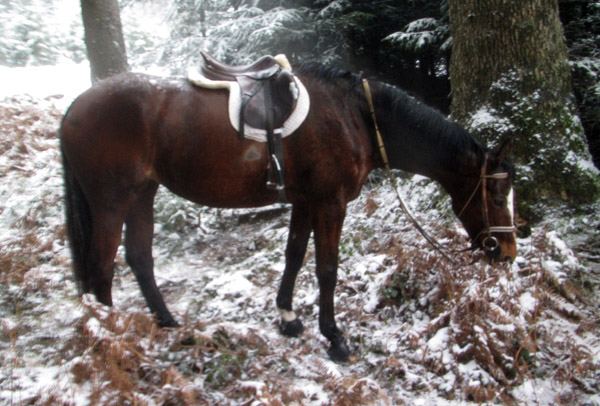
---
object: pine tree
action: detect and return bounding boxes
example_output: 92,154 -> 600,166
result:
0,0 -> 84,66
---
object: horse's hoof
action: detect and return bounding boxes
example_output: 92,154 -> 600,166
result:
279,318 -> 304,337
158,317 -> 180,328
327,340 -> 351,363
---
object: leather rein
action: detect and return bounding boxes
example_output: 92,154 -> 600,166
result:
362,79 -> 516,264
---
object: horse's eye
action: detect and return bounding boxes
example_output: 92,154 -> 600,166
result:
493,198 -> 505,208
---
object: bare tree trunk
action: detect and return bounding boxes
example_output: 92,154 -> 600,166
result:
448,0 -> 599,221
81,0 -> 128,82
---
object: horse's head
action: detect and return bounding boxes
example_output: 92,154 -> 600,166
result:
453,140 -> 517,263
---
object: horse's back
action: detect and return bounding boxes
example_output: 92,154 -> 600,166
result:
61,72 -> 156,146
60,72 -> 277,207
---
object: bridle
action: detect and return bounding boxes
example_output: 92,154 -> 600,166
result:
455,152 -> 517,254
362,79 -> 516,262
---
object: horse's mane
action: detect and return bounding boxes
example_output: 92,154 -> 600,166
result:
374,82 -> 486,161
296,62 -> 487,170
296,62 -> 363,90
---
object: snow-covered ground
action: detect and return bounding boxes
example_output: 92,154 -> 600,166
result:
1,65 -> 600,406
0,63 -> 90,109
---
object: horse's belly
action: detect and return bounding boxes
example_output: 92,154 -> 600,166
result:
156,145 -> 277,209
163,177 -> 275,208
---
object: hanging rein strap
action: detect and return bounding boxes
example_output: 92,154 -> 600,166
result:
362,79 -> 456,264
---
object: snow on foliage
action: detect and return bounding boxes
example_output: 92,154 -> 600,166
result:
384,17 -> 450,56
385,18 -> 440,52
159,1 -> 314,73
1,68 -> 600,405
0,0 -> 85,67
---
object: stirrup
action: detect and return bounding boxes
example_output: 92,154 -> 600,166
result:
266,154 -> 285,191
266,182 -> 285,191
266,155 -> 287,203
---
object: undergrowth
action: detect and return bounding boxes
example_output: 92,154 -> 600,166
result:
378,223 -> 600,404
0,96 -> 65,288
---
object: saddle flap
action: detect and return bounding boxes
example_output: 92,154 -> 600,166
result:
237,71 -> 297,131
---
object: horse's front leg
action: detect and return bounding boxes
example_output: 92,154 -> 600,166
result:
276,204 -> 312,337
313,200 -> 350,362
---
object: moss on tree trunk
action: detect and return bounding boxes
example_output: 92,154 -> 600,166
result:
448,0 -> 599,222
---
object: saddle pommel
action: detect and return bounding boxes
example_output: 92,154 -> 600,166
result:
274,54 -> 292,71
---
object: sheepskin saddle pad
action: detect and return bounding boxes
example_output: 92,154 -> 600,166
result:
187,51 -> 310,143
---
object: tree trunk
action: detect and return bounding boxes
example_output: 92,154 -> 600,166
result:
448,0 -> 599,221
81,0 -> 128,82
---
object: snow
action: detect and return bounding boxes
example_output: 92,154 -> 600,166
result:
428,326 -> 450,352
465,106 -> 515,140
385,18 -> 445,53
469,108 -> 496,128
0,62 -> 90,110
519,291 -> 536,314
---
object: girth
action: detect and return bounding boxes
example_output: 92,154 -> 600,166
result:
199,51 -> 297,203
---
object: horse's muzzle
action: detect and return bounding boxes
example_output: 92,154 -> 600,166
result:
483,238 -> 517,264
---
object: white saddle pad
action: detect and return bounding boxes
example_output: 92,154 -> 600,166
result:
186,66 -> 310,143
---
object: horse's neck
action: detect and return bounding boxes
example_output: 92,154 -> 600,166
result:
376,118 -> 482,194
369,82 -> 484,187
350,80 -> 486,202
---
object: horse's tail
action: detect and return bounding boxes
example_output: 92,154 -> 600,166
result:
60,123 -> 93,294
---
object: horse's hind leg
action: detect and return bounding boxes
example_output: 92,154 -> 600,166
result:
125,182 -> 178,328
276,204 -> 312,337
87,206 -> 129,307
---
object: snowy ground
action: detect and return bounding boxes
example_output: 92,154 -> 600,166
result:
1,65 -> 600,406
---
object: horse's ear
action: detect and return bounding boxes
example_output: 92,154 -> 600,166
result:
494,137 -> 512,163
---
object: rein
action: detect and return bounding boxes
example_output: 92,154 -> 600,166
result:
362,79 -> 456,264
361,79 -> 515,263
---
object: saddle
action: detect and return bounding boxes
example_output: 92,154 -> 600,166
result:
199,51 -> 298,144
190,51 -> 309,203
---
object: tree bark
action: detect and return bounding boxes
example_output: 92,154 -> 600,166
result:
81,0 -> 128,82
448,0 -> 599,221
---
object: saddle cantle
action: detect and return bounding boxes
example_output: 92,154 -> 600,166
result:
187,52 -> 311,203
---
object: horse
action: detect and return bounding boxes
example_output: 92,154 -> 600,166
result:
60,62 -> 517,362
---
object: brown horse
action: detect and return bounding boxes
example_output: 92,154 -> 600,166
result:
60,63 -> 517,362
